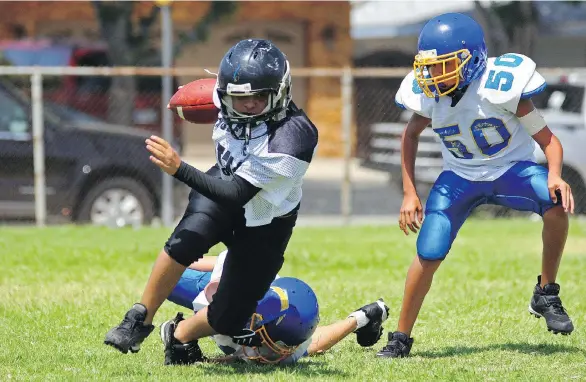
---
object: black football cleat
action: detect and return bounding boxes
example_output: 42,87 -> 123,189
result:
353,298 -> 390,347
376,331 -> 414,358
160,312 -> 206,365
528,275 -> 574,335
104,303 -> 154,354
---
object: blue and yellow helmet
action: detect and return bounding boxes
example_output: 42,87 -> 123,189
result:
246,277 -> 320,364
414,12 -> 488,98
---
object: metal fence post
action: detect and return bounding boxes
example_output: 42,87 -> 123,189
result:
340,66 -> 353,224
31,70 -> 46,227
160,3 -> 174,227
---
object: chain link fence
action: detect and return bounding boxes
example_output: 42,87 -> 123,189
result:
1,65 -> 585,228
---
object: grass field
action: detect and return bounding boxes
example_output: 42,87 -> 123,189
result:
1,219 -> 585,381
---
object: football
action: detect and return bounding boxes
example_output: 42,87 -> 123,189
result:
168,77 -> 219,124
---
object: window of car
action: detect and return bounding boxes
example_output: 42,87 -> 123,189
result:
0,89 -> 29,139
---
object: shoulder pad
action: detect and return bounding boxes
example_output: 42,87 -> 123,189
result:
267,110 -> 318,163
395,71 -> 434,118
478,53 -> 545,113
520,70 -> 547,100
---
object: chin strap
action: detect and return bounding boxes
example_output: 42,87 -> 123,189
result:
204,68 -> 218,77
243,124 -> 251,155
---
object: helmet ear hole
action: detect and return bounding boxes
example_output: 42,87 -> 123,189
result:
474,57 -> 479,64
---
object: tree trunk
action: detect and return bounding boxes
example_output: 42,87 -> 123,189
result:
93,2 -> 136,125
108,76 -> 136,126
514,1 -> 537,57
93,2 -> 238,125
473,1 -> 510,55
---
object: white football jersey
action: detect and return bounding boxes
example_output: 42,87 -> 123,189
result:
192,251 -> 311,365
211,85 -> 318,226
396,53 -> 547,181
211,113 -> 317,227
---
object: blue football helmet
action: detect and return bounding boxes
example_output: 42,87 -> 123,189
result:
414,12 -> 488,98
243,277 -> 320,364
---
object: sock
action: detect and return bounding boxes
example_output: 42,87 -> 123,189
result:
348,310 -> 369,330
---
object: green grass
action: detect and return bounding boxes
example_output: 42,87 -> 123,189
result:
1,219 -> 586,381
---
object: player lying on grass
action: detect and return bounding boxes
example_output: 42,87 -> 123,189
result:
104,39 -> 319,357
378,13 -> 575,359
160,250 -> 389,365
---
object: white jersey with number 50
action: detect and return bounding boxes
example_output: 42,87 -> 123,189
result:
396,53 -> 547,181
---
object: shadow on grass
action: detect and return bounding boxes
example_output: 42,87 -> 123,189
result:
417,342 -> 584,359
199,356 -> 348,377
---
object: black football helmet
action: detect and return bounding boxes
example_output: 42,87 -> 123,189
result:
216,39 -> 292,128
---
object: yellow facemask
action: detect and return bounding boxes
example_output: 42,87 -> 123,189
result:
241,313 -> 300,364
413,49 -> 471,97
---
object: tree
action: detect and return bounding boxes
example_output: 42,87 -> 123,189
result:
91,1 -> 237,125
473,1 -> 537,56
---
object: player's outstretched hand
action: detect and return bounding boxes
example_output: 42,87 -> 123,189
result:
146,135 -> 181,176
548,174 -> 575,214
399,193 -> 424,235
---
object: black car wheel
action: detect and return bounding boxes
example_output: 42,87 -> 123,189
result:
76,177 -> 155,227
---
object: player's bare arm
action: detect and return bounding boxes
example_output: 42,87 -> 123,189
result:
516,99 -> 575,213
399,113 -> 431,235
307,317 -> 360,355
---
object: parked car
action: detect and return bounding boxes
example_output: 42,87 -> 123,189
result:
361,77 -> 586,214
0,78 -> 174,226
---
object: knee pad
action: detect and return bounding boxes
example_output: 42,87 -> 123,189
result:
164,231 -> 210,267
416,212 -> 453,261
500,163 -> 560,216
529,173 -> 561,215
164,212 -> 224,266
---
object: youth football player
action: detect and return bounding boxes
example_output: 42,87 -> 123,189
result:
161,250 -> 389,365
104,39 -> 320,357
377,13 -> 575,358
